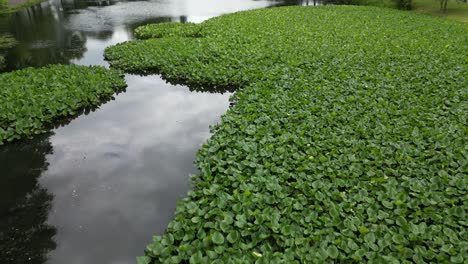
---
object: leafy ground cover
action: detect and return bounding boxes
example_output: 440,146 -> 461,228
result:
135,22 -> 202,39
0,65 -> 126,144
106,6 -> 467,263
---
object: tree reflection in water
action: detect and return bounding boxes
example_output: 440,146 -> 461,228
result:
0,0 -> 88,71
0,133 -> 56,264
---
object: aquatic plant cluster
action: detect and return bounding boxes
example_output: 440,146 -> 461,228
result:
105,6 -> 467,263
0,65 -> 126,143
135,22 -> 202,39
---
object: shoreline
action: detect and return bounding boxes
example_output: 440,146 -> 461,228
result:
1,0 -> 46,14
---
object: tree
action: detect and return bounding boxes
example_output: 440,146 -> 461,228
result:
0,133 -> 57,264
440,0 -> 449,13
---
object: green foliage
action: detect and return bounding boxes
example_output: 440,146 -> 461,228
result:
0,34 -> 17,70
0,34 -> 17,49
135,22 -> 202,39
0,0 -> 46,14
106,6 -> 468,263
323,0 -> 407,9
0,65 -> 126,144
0,56 -> 5,70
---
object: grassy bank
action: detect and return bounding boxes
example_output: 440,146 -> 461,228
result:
0,65 -> 126,144
106,6 -> 467,263
325,0 -> 467,22
413,0 -> 468,22
0,0 -> 45,14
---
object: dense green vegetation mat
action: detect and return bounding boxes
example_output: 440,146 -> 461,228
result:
106,6 -> 467,263
135,22 -> 202,39
0,65 -> 126,144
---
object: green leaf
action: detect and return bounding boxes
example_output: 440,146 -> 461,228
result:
364,233 -> 376,245
450,255 -> 464,263
347,239 -> 359,251
327,245 -> 339,259
395,216 -> 407,226
136,256 -> 151,264
358,226 -> 369,234
227,230 -> 240,243
392,234 -> 406,244
212,231 -> 225,245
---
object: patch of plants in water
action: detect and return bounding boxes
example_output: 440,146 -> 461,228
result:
106,5 -> 467,263
0,65 -> 126,144
135,22 -> 202,39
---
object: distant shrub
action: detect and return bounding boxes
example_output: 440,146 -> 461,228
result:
393,0 -> 412,9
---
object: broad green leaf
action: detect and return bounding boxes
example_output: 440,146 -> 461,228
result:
212,231 -> 225,245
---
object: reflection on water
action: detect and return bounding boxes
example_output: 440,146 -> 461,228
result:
40,75 -> 231,263
0,0 -> 302,263
0,133 -> 57,264
0,1 -> 86,70
0,0 -> 302,71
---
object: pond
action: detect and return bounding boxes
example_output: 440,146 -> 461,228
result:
0,0 -> 312,263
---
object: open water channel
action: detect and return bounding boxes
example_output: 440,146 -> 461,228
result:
0,0 -> 315,263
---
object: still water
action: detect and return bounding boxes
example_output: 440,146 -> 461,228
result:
0,0 -> 305,263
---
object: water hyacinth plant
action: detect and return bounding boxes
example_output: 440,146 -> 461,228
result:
0,65 -> 126,144
106,6 -> 467,263
135,22 -> 202,39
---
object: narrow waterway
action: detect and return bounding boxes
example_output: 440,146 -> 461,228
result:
0,0 -> 310,263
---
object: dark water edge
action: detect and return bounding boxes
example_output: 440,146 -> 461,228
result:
0,1 -> 311,263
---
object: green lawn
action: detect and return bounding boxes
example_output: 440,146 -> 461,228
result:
106,6 -> 467,263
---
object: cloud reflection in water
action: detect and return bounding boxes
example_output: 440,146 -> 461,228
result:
40,75 -> 231,264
